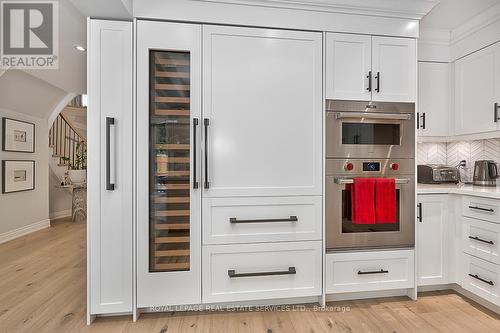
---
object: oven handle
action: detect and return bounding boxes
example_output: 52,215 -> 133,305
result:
335,112 -> 411,121
334,178 -> 410,185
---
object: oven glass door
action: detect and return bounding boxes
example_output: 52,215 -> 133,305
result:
326,176 -> 415,250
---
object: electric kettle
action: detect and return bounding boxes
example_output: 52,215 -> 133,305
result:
473,160 -> 500,186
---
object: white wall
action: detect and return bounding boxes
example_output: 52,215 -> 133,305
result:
0,108 -> 50,240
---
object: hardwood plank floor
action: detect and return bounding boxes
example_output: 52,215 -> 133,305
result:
1,218 -> 499,332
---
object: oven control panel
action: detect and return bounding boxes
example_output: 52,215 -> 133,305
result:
334,159 -> 412,175
363,162 -> 380,172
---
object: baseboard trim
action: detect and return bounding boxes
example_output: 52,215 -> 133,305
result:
50,209 -> 72,220
0,219 -> 50,244
326,289 -> 410,302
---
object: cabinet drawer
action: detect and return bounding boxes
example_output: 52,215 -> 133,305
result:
202,242 -> 322,303
463,217 -> 500,265
326,250 -> 414,294
203,196 -> 322,244
462,196 -> 500,223
461,253 -> 500,306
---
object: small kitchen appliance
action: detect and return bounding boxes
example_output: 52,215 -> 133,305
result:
473,160 -> 499,187
417,164 -> 460,184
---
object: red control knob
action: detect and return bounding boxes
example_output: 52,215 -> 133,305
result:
390,163 -> 399,171
345,162 -> 354,171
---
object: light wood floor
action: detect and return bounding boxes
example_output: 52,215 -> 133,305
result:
1,218 -> 500,333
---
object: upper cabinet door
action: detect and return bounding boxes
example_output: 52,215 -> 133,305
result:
454,42 -> 500,135
136,20 -> 202,307
372,36 -> 416,102
203,25 -> 322,197
417,62 -> 450,137
325,33 -> 372,101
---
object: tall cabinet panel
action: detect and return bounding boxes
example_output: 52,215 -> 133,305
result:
87,20 -> 133,315
203,25 -> 323,197
137,20 -> 202,307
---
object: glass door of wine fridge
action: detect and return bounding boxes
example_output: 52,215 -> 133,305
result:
137,21 -> 201,307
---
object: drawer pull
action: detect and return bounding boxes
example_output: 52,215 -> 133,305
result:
228,266 -> 296,278
468,236 -> 494,245
468,206 -> 494,213
229,216 -> 298,224
468,273 -> 494,286
357,269 -> 389,275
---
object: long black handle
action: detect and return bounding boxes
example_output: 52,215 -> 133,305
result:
494,103 -> 499,122
358,269 -> 389,275
417,203 -> 423,222
468,206 -> 494,212
366,71 -> 372,92
106,117 -> 115,191
204,118 -> 210,189
193,118 -> 199,189
230,216 -> 298,224
228,266 -> 296,278
468,273 -> 494,286
417,112 -> 420,129
468,236 -> 494,245
422,112 -> 426,129
375,72 -> 380,93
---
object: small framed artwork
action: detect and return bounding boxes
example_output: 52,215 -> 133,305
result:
2,117 -> 35,153
2,160 -> 35,193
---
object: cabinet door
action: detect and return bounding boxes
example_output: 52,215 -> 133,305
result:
417,62 -> 450,137
372,36 -> 416,102
203,25 -> 322,197
325,33 -> 372,101
137,21 -> 202,307
455,43 -> 498,135
417,195 -> 449,286
87,20 -> 133,314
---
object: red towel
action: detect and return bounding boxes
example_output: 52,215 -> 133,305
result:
375,178 -> 396,224
351,178 -> 376,224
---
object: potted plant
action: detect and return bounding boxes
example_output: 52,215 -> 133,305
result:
64,142 -> 87,184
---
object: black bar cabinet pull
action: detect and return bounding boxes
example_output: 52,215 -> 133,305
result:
468,236 -> 494,245
417,112 -> 420,129
422,112 -> 426,129
375,72 -> 380,92
358,269 -> 389,275
495,103 -> 499,122
204,118 -> 210,189
366,71 -> 372,92
229,216 -> 298,224
193,118 -> 199,189
468,206 -> 494,213
468,273 -> 494,286
106,117 -> 115,191
417,203 -> 423,222
228,266 -> 296,278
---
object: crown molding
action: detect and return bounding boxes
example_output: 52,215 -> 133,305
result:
192,0 -> 439,19
450,2 -> 500,45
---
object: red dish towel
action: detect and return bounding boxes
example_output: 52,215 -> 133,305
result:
351,178 -> 376,224
375,178 -> 396,224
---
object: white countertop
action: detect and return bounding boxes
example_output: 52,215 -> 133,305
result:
418,183 -> 500,199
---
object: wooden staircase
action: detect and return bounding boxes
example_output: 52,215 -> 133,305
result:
49,113 -> 86,169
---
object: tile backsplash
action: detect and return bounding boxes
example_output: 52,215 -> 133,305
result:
417,138 -> 500,181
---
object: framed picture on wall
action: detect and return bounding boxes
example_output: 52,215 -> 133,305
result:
2,118 -> 35,153
2,160 -> 35,193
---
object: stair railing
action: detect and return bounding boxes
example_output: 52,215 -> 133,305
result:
49,113 -> 86,169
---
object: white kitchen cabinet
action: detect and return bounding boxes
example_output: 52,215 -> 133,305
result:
325,33 -> 416,102
87,20 -> 133,315
417,195 -> 449,286
454,41 -> 500,135
417,62 -> 450,137
203,25 -> 322,197
136,21 -> 202,307
325,33 -> 372,101
372,36 -> 416,102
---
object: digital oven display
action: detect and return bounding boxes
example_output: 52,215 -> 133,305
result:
363,162 -> 380,172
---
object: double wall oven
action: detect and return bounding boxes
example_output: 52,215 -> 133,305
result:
325,100 -> 415,251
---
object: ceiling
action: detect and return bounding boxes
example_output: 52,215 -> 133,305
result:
421,0 -> 500,30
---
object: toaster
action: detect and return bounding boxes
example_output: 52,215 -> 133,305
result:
418,164 -> 460,184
